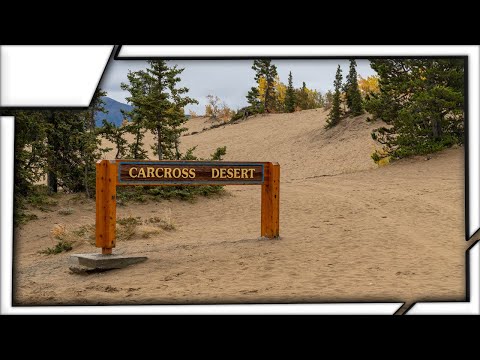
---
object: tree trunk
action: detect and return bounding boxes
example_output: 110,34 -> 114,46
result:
264,82 -> 270,113
175,138 -> 180,160
90,107 -> 95,130
47,171 -> 58,194
134,129 -> 141,159
47,111 -> 58,194
432,118 -> 442,139
84,160 -> 90,198
157,126 -> 163,160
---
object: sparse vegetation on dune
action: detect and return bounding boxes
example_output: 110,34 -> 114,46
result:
40,240 -> 73,255
39,224 -> 74,255
38,208 -> 178,255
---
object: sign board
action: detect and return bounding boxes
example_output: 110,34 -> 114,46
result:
117,161 -> 265,185
96,160 -> 280,254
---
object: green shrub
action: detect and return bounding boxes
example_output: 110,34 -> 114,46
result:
40,240 -> 73,255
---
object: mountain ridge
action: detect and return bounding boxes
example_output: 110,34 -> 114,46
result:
95,96 -> 132,127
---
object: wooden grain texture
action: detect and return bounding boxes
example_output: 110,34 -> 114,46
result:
105,161 -> 117,249
95,160 -> 117,249
117,161 -> 264,185
95,160 -> 107,248
261,163 -> 280,238
270,163 -> 280,238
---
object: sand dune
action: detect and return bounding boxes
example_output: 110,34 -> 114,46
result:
14,109 -> 470,306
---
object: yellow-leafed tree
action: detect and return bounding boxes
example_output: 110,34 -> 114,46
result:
257,76 -> 287,112
358,75 -> 380,97
296,82 -> 324,110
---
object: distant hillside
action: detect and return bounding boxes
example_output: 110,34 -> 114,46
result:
95,97 -> 133,127
95,96 -> 190,127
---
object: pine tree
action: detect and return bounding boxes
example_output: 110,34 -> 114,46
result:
125,114 -> 148,159
45,110 -> 103,193
12,90 -> 107,199
100,119 -> 128,159
88,88 -> 107,129
46,111 -> 59,193
296,82 -> 309,110
121,61 -> 198,160
83,89 -> 108,197
14,111 -> 48,197
285,71 -> 295,112
246,86 -> 263,113
10,111 -> 49,224
251,59 -> 278,113
120,71 -> 147,159
367,59 -> 464,160
326,65 -> 343,128
345,59 -> 364,116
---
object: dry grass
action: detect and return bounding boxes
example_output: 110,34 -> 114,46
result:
61,210 -> 177,250
137,225 -> 161,238
58,207 -> 74,216
50,224 -> 67,238
40,224 -> 75,254
146,209 -> 176,231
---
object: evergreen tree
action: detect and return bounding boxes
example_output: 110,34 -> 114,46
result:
125,114 -> 148,159
367,59 -> 464,160
87,88 -> 107,129
10,111 -> 49,224
344,59 -> 364,116
11,89 -> 108,199
285,71 -> 296,113
45,111 -> 59,193
296,82 -> 309,110
83,89 -> 108,197
246,86 -> 263,113
121,61 -> 198,160
250,59 -> 278,112
325,65 -> 343,128
45,110 -> 104,194
120,71 -> 148,159
100,119 -> 128,159
14,111 -> 48,197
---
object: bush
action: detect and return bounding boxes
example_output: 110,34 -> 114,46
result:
231,107 -> 259,122
40,240 -> 73,255
15,185 -> 58,226
58,207 -> 74,215
368,59 -> 464,161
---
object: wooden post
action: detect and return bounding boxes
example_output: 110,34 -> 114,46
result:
96,160 -> 117,253
261,162 -> 280,238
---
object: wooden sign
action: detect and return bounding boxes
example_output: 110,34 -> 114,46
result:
117,161 -> 265,185
96,160 -> 280,255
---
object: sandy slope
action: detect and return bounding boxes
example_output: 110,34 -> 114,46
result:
14,110 -> 470,305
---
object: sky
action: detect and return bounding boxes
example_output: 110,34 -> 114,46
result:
100,59 -> 377,114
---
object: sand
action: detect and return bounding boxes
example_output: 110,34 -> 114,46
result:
13,109 -> 471,305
